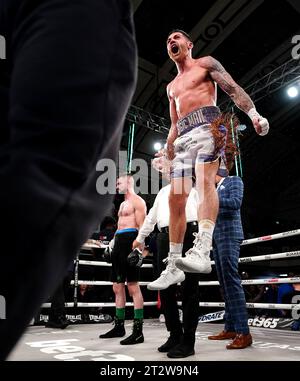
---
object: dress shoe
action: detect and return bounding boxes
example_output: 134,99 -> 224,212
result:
226,333 -> 252,349
158,335 -> 182,352
167,343 -> 195,358
208,330 -> 236,340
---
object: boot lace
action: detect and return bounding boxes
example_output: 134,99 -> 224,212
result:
160,257 -> 178,275
185,232 -> 211,260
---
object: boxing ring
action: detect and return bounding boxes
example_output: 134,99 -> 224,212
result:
8,229 -> 300,361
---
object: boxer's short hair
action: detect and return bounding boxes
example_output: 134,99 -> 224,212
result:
167,29 -> 192,42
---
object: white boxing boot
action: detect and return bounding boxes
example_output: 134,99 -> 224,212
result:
175,232 -> 212,273
147,254 -> 185,290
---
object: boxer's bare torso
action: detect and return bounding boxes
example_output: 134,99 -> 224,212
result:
116,175 -> 146,231
117,196 -> 141,230
167,59 -> 216,121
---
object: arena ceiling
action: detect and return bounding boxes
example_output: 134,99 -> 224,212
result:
121,0 -> 300,233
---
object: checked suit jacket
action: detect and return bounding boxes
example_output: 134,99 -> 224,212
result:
214,176 -> 244,243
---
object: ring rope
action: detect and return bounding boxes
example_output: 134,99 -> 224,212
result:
42,301 -> 157,308
199,302 -> 300,310
78,259 -> 153,268
70,280 -> 150,286
234,250 -> 300,264
41,301 -> 299,311
198,276 -> 300,286
76,250 -> 300,268
70,276 -> 300,287
241,229 -> 300,246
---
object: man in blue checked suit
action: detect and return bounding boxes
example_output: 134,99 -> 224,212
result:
208,175 -> 252,349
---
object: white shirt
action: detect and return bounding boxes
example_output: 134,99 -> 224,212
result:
216,176 -> 226,191
136,184 -> 199,243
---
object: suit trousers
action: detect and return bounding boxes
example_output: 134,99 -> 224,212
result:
213,238 -> 249,334
156,224 -> 200,346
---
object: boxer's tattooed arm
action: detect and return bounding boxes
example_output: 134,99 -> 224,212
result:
200,56 -> 254,113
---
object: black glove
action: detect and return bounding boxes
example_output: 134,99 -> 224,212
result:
127,249 -> 143,268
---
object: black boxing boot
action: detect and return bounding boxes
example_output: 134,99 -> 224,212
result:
99,317 -> 125,338
120,319 -> 144,345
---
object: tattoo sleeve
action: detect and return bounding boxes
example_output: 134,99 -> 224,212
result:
206,57 -> 254,113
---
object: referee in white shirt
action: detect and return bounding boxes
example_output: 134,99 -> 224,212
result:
132,184 -> 200,358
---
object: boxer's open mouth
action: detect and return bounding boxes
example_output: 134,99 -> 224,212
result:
171,44 -> 179,54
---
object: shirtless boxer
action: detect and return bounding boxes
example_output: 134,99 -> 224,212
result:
148,29 -> 269,290
99,174 -> 146,345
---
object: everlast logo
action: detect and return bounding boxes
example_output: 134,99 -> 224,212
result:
66,314 -> 82,321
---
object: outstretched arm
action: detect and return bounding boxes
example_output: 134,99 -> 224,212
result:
200,56 -> 269,136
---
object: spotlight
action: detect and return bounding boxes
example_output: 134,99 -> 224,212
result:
154,142 -> 162,151
287,86 -> 298,98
